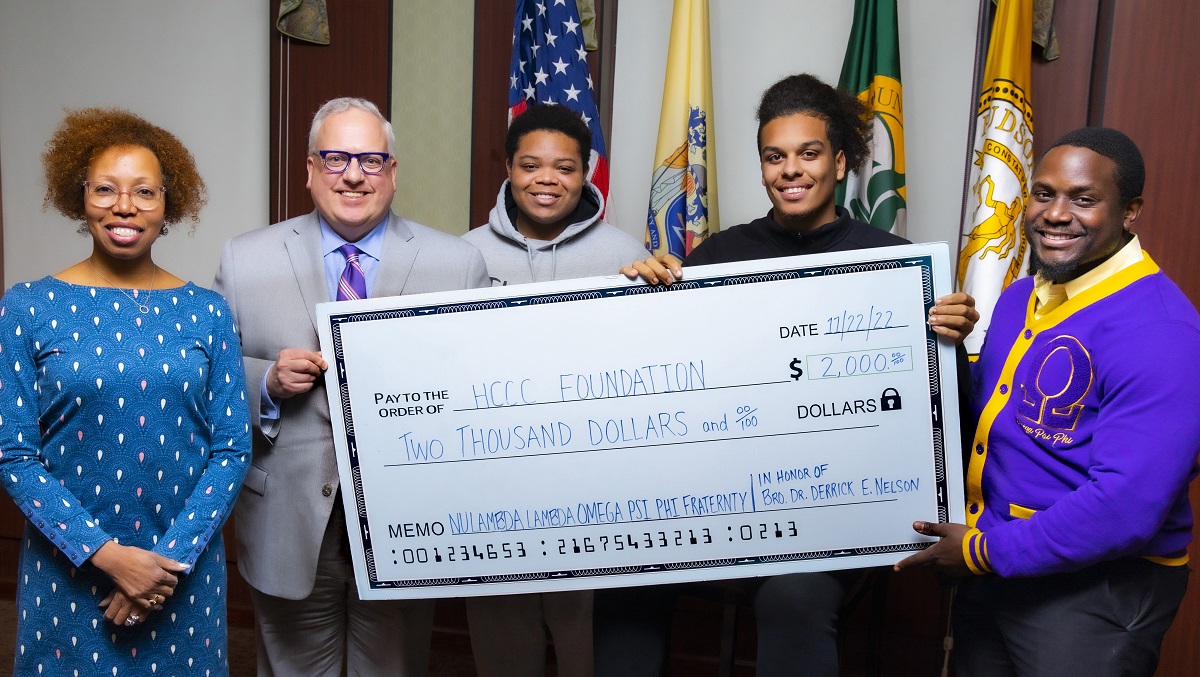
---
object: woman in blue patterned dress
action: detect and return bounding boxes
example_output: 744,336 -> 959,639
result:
0,108 -> 251,675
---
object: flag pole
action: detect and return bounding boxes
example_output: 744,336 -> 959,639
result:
956,0 -> 994,284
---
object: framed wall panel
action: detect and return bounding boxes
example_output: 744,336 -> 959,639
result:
269,0 -> 393,224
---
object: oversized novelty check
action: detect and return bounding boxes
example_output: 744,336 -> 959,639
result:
317,243 -> 964,599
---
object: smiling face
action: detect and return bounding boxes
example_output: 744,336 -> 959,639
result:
84,145 -> 166,265
759,112 -> 845,235
1026,145 -> 1141,283
507,129 -> 586,240
306,108 -> 397,242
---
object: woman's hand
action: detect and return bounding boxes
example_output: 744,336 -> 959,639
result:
100,588 -> 164,627
90,541 -> 186,602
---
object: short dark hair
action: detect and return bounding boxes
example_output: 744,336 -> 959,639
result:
756,73 -> 872,173
1043,127 -> 1145,205
505,104 -> 592,170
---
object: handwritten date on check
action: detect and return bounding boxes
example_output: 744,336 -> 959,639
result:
318,243 -> 964,599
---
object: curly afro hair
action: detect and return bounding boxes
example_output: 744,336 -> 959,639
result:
756,74 -> 873,175
43,108 -> 207,234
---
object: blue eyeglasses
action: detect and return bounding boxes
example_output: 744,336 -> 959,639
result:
315,150 -> 391,175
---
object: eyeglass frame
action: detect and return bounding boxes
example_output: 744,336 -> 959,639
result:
81,181 -> 167,210
314,150 -> 393,175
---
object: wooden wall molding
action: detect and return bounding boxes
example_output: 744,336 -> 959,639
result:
1032,1 -> 1200,673
269,0 -> 393,224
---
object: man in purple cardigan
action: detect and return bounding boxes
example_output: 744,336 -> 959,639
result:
897,127 -> 1200,676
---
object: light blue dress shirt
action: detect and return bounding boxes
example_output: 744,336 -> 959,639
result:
260,214 -> 389,427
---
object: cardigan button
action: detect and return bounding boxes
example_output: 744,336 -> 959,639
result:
322,484 -> 333,497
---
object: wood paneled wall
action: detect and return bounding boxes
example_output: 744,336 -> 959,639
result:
269,0 -> 392,224
1102,2 -> 1200,673
1032,0 -> 1200,304
468,0 -> 517,231
1032,1 -> 1200,674
1099,0 -> 1200,301
1028,1 -> 1099,154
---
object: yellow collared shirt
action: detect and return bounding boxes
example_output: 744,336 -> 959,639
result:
1033,234 -> 1144,318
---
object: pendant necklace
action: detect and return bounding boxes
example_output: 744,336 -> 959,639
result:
87,260 -> 156,314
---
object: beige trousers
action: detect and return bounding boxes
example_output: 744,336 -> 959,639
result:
466,590 -> 594,677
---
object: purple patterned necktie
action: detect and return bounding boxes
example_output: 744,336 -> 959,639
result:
336,244 -> 367,301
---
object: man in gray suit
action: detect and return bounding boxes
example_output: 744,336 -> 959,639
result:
214,97 -> 489,676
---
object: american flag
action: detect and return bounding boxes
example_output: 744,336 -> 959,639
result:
509,0 -> 610,211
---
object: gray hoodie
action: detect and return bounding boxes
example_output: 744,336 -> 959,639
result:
463,181 -> 648,285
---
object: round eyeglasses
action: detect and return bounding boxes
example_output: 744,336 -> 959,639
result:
83,182 -> 166,210
315,150 -> 391,175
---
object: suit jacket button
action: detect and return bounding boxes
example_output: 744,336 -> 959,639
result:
322,484 -> 333,497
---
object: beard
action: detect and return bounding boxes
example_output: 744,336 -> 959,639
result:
1027,228 -> 1133,284
1028,248 -> 1076,283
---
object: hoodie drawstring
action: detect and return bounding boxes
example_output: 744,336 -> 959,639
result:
521,237 -> 560,281
524,238 -> 536,279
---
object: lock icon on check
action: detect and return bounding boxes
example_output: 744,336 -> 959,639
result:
880,388 -> 902,411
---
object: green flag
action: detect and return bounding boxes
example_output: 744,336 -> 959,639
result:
836,0 -> 906,235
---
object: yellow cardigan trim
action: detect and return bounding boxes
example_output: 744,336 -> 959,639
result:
964,255 -> 1161,529
962,528 -> 990,575
1145,554 -> 1190,567
1009,503 -> 1037,520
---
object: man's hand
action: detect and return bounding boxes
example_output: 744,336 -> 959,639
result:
267,348 -> 328,399
928,292 -> 979,345
620,254 -> 684,286
91,541 -> 185,602
893,521 -> 973,577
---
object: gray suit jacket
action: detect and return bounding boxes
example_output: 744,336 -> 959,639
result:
214,211 -> 489,599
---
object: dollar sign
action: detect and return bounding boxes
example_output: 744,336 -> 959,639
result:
790,358 -> 803,380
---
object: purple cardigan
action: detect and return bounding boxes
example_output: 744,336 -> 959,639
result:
964,255 -> 1200,577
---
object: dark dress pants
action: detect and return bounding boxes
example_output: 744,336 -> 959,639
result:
594,570 -> 853,677
954,558 -> 1188,677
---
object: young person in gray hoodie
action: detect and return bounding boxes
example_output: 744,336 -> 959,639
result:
460,103 -> 646,677
464,104 -> 646,287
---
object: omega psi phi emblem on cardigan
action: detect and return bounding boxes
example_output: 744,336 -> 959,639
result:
1017,334 -> 1093,432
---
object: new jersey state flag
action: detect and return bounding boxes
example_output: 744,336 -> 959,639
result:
836,0 -> 906,236
958,0 -> 1034,355
509,0 -> 609,210
645,0 -> 717,259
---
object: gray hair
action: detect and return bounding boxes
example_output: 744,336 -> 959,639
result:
307,97 -> 396,156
